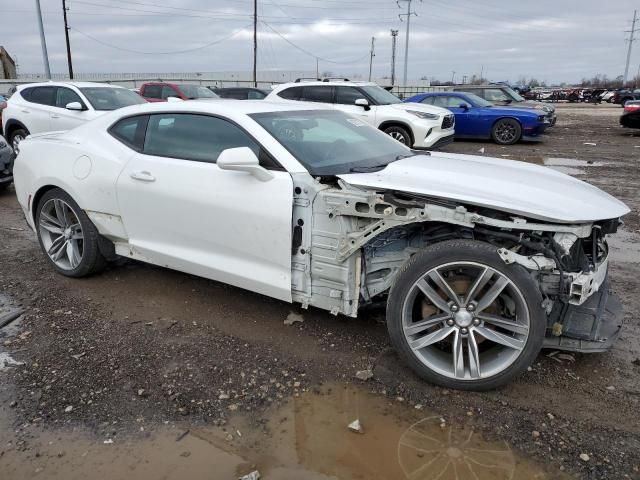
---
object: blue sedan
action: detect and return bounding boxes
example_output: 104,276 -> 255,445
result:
405,92 -> 547,145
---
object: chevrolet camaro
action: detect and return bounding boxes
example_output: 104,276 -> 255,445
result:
13,100 -> 629,390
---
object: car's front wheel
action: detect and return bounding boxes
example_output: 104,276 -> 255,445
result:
491,118 -> 522,145
35,188 -> 106,277
9,128 -> 29,153
383,125 -> 412,146
386,239 -> 545,390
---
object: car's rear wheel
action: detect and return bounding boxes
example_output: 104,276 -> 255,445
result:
386,240 -> 545,390
491,118 -> 521,145
383,125 -> 412,146
36,188 -> 106,277
9,128 -> 29,153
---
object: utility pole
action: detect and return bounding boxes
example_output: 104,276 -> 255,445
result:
480,64 -> 484,83
35,0 -> 51,79
624,10 -> 638,86
398,0 -> 420,87
390,29 -> 398,86
62,0 -> 74,79
253,0 -> 257,87
316,58 -> 319,79
451,71 -> 456,84
368,36 -> 376,81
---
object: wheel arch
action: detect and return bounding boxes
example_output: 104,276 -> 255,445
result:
4,119 -> 29,139
490,116 -> 523,129
378,120 -> 415,145
31,184 -> 61,223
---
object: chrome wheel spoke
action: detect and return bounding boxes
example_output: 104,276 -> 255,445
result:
39,198 -> 84,271
475,326 -> 525,351
66,240 -> 82,269
467,332 -> 481,378
410,326 -> 455,351
477,313 -> 529,335
39,213 -> 64,234
475,276 -> 509,312
464,267 -> 493,306
49,236 -> 68,261
427,270 -> 459,304
404,313 -> 450,336
452,331 -> 465,378
416,279 -> 451,312
53,199 -> 69,228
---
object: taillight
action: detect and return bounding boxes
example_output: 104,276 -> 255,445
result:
624,104 -> 640,113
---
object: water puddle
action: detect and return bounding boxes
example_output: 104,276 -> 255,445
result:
608,229 -> 640,264
0,384 -> 570,480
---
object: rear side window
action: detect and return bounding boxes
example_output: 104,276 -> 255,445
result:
143,85 -> 162,99
20,87 -> 34,101
161,85 -> 178,99
301,86 -> 333,103
29,86 -> 56,106
277,86 -> 302,100
109,115 -> 149,151
143,113 -> 260,163
248,90 -> 267,99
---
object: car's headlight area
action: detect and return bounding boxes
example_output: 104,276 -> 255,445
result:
538,115 -> 546,123
406,110 -> 439,120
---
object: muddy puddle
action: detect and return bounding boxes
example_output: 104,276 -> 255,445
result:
0,384 -> 570,480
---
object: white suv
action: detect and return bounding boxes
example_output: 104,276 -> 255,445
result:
2,81 -> 146,152
265,80 -> 455,149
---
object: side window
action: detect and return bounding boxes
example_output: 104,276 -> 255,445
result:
56,87 -> 84,108
20,87 -> 34,102
161,85 -> 178,99
335,86 -> 366,105
143,114 -> 260,163
143,85 -> 161,99
484,89 -> 510,102
278,86 -> 302,100
446,96 -> 471,108
420,96 -> 435,105
109,115 -> 149,151
248,90 -> 266,100
29,86 -> 56,106
431,96 -> 450,108
301,86 -> 333,103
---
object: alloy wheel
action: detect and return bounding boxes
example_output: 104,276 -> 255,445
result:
388,131 -> 408,144
11,134 -> 24,152
494,122 -> 518,144
38,198 -> 85,270
401,261 -> 530,381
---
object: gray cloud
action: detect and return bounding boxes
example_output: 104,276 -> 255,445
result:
2,0 -> 639,84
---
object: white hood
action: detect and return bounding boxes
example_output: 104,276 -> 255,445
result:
337,152 -> 630,224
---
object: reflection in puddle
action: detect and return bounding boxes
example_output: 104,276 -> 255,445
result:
0,385 -> 570,480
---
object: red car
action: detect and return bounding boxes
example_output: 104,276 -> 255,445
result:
139,82 -> 219,102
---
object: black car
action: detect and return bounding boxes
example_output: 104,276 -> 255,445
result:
208,87 -> 269,100
612,89 -> 640,106
620,101 -> 640,129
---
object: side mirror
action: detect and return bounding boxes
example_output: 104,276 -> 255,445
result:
65,101 -> 84,111
166,96 -> 183,102
459,103 -> 469,111
217,147 -> 274,182
355,98 -> 370,110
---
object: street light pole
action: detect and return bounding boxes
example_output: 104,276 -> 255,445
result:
390,29 -> 398,86
62,0 -> 74,79
398,0 -> 420,87
35,0 -> 51,79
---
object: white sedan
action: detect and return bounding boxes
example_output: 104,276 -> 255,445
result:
13,100 -> 629,390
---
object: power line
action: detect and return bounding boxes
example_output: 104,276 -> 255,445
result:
70,23 -> 252,55
261,21 -> 370,64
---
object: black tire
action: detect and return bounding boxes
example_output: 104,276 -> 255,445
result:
383,125 -> 412,147
35,188 -> 107,277
491,118 -> 522,145
8,128 -> 29,153
386,239 -> 545,391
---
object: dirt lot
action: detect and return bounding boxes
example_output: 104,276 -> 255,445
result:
0,103 -> 639,480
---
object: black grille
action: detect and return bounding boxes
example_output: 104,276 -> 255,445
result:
441,114 -> 455,129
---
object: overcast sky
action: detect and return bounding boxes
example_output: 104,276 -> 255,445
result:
3,0 -> 640,84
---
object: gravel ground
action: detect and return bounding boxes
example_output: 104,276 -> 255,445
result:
0,103 -> 639,479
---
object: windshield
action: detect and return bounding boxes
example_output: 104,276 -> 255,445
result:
80,87 -> 146,111
251,110 -> 412,175
504,86 -> 525,102
176,84 -> 218,99
359,85 -> 402,105
466,93 -> 493,108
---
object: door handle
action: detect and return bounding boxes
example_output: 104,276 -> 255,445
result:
51,114 -> 60,119
21,109 -> 30,114
130,171 -> 156,182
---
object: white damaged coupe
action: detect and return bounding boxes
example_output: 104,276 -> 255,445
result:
13,100 -> 630,390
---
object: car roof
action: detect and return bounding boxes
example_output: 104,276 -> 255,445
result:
276,81 -> 377,88
109,99 -> 334,118
16,81 -> 126,90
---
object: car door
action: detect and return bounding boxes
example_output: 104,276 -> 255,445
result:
115,112 -> 294,302
334,86 -> 376,125
441,96 -> 475,136
20,86 -> 55,133
50,86 -> 90,131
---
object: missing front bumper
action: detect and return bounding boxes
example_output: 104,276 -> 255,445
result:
543,277 -> 623,353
